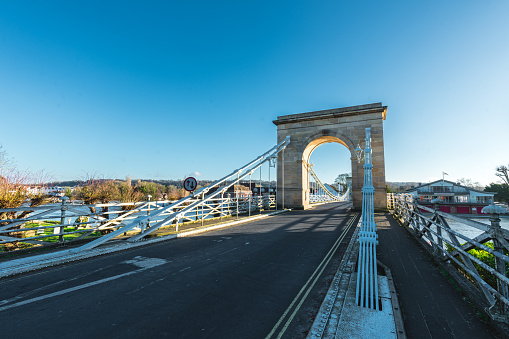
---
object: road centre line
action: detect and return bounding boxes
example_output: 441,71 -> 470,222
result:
265,213 -> 358,339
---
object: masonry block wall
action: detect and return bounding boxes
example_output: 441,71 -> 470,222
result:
273,103 -> 387,210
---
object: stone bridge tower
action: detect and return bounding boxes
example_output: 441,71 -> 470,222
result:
273,103 -> 387,210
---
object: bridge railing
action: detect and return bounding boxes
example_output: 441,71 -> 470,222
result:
1,136 -> 289,253
393,195 -> 509,321
0,194 -> 277,251
307,163 -> 350,203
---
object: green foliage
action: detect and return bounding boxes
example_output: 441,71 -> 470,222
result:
135,181 -> 161,198
485,183 -> 509,203
333,173 -> 350,192
64,187 -> 72,199
447,241 -> 509,289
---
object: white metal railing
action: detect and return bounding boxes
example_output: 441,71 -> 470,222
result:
386,193 -> 412,209
0,195 -> 277,251
393,195 -> 509,321
0,136 -> 289,253
308,164 -> 350,203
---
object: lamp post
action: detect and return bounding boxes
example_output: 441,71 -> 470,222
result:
355,143 -> 364,163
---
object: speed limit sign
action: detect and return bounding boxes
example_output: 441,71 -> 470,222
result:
183,177 -> 198,192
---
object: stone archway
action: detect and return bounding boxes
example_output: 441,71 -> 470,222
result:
273,103 -> 387,210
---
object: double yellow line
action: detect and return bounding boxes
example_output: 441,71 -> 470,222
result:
265,213 -> 358,339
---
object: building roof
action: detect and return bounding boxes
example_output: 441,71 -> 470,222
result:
404,179 -> 495,195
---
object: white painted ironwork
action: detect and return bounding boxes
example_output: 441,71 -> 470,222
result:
355,127 -> 379,310
0,137 -> 289,253
307,163 -> 350,203
393,196 -> 509,321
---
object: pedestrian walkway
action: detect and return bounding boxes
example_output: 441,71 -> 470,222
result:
308,212 -> 502,339
376,213 -> 501,338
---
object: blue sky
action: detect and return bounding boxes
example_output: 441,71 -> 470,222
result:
0,1 -> 507,186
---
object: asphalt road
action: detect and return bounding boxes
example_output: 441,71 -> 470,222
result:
0,202 -> 358,339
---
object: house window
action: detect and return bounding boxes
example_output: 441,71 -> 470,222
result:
442,196 -> 453,203
476,196 -> 492,204
455,196 -> 468,203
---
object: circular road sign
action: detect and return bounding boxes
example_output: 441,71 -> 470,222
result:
183,177 -> 198,192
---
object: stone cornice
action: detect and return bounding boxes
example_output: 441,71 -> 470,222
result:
273,103 -> 387,126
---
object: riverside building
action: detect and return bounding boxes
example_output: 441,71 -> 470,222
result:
405,180 -> 495,214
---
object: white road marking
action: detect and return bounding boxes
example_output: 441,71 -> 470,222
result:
178,266 -> 191,273
123,256 -> 168,268
266,214 -> 358,339
0,265 -> 111,306
0,257 -> 168,312
218,248 -> 238,256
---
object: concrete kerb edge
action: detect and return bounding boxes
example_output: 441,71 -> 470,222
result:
307,219 -> 406,339
307,221 -> 360,338
377,260 -> 407,339
0,209 -> 291,278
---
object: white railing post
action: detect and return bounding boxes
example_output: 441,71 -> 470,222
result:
221,190 -> 224,221
484,204 -> 509,320
236,173 -> 239,220
202,191 -> 205,226
57,196 -> 69,243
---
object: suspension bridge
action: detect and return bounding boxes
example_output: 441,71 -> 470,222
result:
0,103 -> 507,338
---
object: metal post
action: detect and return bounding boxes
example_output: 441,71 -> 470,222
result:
249,173 -> 252,217
146,195 -> 152,216
275,162 -> 278,212
221,191 -> 224,221
201,192 -> 205,226
282,148 -> 285,210
145,194 -> 152,231
260,160 -> 262,214
433,199 -> 444,254
268,159 -> 271,210
227,193 -> 230,216
484,204 -> 509,319
236,173 -> 239,220
58,196 -> 69,243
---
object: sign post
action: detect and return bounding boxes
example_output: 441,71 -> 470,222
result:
183,177 -> 198,193
183,176 -> 201,225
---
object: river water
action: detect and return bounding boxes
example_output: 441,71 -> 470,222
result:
26,203 -> 509,242
438,216 -> 509,242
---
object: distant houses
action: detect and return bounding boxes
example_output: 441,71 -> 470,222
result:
26,186 -> 68,197
404,180 -> 495,214
205,182 -> 276,198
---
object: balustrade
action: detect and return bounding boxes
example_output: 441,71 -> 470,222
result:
393,195 -> 509,322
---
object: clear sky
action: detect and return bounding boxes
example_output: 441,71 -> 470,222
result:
1,1 -> 507,186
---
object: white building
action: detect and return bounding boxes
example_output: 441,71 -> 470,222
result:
405,180 -> 495,214
26,186 -> 66,197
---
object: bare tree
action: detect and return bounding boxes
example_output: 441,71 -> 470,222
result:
456,178 -> 483,191
496,165 -> 509,185
0,146 -> 52,249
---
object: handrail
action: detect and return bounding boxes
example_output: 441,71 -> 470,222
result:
393,195 -> 509,321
